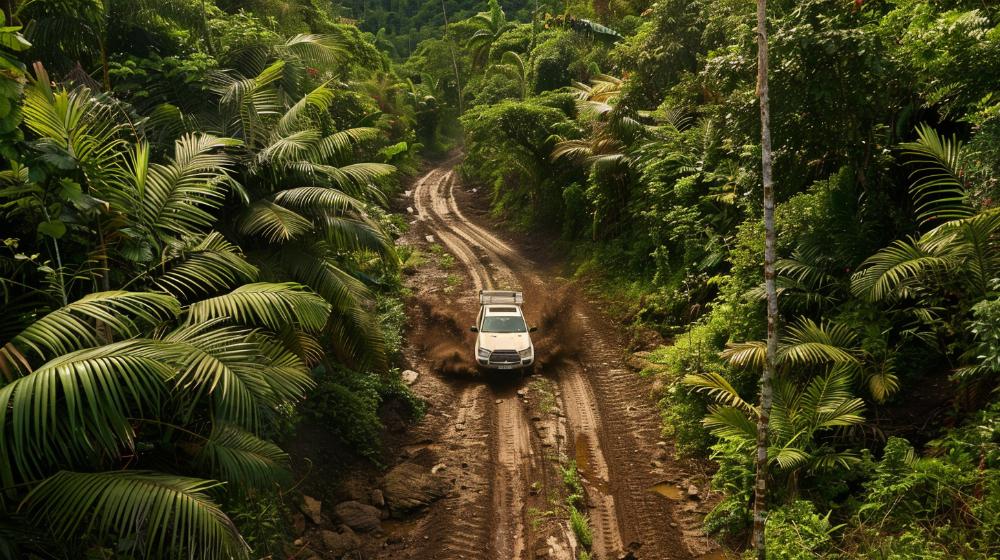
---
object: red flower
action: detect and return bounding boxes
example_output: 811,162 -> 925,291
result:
306,67 -> 319,77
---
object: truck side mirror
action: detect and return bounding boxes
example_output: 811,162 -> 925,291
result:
470,326 -> 479,333
529,326 -> 538,333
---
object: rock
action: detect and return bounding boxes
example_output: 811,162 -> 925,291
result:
495,399 -> 503,404
401,369 -> 419,385
301,495 -> 322,525
371,489 -> 385,508
656,441 -> 668,448
431,463 -> 447,474
425,234 -> 435,243
404,190 -> 412,197
406,206 -> 414,214
384,461 -> 450,515
333,500 -> 382,532
626,353 -> 651,371
293,538 -> 304,546
651,460 -> 663,468
321,528 -> 361,556
471,188 -> 478,193
516,389 -> 527,397
687,485 -> 700,500
291,512 -> 306,535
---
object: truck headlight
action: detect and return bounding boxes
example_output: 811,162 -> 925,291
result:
477,347 -> 492,360
518,347 -> 533,359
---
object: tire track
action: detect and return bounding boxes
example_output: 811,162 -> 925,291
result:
433,164 -> 696,559
412,165 -> 543,560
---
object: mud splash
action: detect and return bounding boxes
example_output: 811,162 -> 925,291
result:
414,300 -> 479,377
531,287 -> 584,371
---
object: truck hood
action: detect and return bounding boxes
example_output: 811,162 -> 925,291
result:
478,332 -> 532,352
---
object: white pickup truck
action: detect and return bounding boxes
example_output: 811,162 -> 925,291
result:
471,290 -> 536,374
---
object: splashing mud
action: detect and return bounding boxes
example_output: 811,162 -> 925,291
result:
413,300 -> 479,377
530,287 -> 584,371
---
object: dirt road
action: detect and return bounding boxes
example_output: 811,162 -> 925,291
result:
384,160 -> 718,560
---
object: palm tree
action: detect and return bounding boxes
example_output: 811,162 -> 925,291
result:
1,72 -> 338,557
466,0 -> 515,68
206,53 -> 399,370
551,75 -> 645,237
684,366 -> 866,495
852,125 -> 1000,306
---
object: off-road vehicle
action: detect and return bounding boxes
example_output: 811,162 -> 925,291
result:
471,290 -> 536,374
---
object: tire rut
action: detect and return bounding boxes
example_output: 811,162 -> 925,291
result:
409,160 -> 699,559
413,165 -> 543,560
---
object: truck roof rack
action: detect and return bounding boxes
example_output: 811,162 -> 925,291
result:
480,290 -> 523,305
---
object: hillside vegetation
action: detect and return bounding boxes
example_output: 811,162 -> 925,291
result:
1,0 -> 999,558
408,0 -> 1000,557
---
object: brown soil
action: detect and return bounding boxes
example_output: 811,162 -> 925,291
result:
296,158 -> 724,560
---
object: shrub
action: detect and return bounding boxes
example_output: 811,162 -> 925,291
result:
764,500 -> 837,560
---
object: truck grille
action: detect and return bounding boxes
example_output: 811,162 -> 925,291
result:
488,350 -> 520,365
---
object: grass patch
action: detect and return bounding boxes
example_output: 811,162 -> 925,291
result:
568,505 -> 593,549
527,507 -> 556,530
560,459 -> 593,551
439,253 -> 456,269
530,378 -> 557,414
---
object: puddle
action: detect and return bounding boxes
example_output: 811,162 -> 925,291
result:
574,433 -> 590,473
647,483 -> 683,500
697,550 -> 734,560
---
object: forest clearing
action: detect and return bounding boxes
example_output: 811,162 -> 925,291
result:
1,0 -> 999,559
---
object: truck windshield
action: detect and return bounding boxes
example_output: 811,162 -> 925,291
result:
481,316 -> 527,333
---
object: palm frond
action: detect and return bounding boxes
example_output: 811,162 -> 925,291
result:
850,236 -> 954,302
309,127 -> 382,161
682,372 -> 755,413
0,340 -> 174,481
800,367 -> 866,430
703,406 -> 757,441
21,471 -> 247,559
275,84 -> 335,136
198,424 -> 290,490
721,340 -> 767,369
771,445 -> 811,471
273,187 -> 366,215
781,319 -> 859,366
900,124 -> 974,226
238,201 -> 314,243
151,233 -> 260,301
2,291 -> 180,367
186,282 -> 331,333
128,134 -> 242,241
281,34 -> 348,68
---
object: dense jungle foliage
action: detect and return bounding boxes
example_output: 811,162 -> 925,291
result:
2,0 -> 999,557
0,0 -> 442,557
419,0 -> 999,557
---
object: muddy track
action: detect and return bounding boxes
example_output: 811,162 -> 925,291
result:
401,160 -> 705,559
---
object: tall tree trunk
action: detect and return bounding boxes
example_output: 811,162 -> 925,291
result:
753,0 -> 777,557
440,0 -> 463,114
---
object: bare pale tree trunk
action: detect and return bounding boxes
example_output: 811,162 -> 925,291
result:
753,0 -> 777,557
